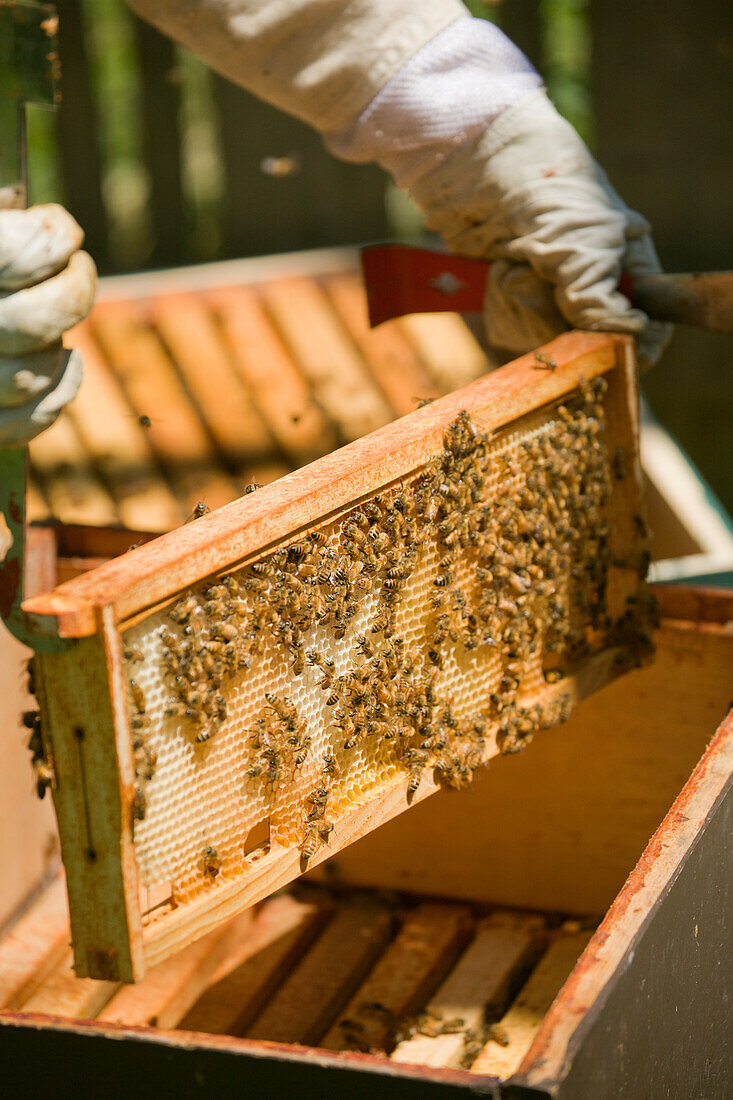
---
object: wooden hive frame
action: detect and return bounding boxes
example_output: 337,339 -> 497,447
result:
22,331 -> 647,982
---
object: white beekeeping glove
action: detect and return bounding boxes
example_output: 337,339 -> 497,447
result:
0,204 -> 96,446
127,3 -> 670,366
328,16 -> 671,368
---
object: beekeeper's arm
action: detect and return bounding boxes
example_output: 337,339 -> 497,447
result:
0,205 -> 96,445
127,0 -> 670,366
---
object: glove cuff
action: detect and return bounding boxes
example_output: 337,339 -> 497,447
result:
325,16 -> 541,188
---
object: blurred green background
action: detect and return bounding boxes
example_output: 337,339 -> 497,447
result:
26,0 -> 733,512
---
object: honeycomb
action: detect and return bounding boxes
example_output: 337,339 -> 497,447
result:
122,377 -> 636,909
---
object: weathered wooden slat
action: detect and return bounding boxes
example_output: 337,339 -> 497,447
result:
132,16 -> 187,269
52,0 -> 109,270
398,313 -> 490,392
261,276 -> 394,442
320,903 -> 474,1053
20,949 -> 118,1019
246,901 -> 394,1046
29,414 -> 120,528
321,273 -> 440,419
470,928 -> 593,1078
150,293 -> 275,465
66,323 -> 182,532
90,300 -> 239,512
0,877 -> 69,1010
179,894 -> 329,1036
206,285 -> 338,465
391,914 -> 544,1069
96,908 -> 254,1029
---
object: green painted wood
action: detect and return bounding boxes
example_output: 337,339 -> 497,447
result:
132,15 -> 187,268
53,0 -> 109,270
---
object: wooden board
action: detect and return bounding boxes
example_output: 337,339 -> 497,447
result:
391,914 -> 544,1069
90,300 -> 240,513
34,609 -> 144,981
150,293 -> 274,467
259,276 -> 394,442
63,324 -> 182,533
245,900 -> 394,1046
397,314 -> 490,392
206,285 -> 338,465
470,928 -> 593,1077
20,950 -> 118,1019
321,273 -> 440,419
0,875 -> 69,1010
97,908 -> 254,1029
179,893 -> 329,1036
320,902 -> 473,1053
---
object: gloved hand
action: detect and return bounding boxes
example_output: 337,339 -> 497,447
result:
126,3 -> 670,367
409,89 -> 672,368
0,204 -> 96,446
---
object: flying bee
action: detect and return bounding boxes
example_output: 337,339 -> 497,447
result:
202,846 -> 222,879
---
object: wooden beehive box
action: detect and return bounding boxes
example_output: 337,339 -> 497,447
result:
1,251 -> 730,1093
0,584 -> 730,1098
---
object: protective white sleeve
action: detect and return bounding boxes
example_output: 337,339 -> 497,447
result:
126,0 -> 466,133
326,16 -> 541,188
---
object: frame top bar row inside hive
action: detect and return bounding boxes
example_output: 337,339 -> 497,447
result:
23,331 -> 623,639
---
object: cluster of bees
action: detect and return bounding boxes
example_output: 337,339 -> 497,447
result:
336,997 -> 508,1067
22,657 -> 54,800
127,374 -> 630,876
124,649 -> 158,823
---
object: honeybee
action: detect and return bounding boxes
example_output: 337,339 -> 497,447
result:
169,595 -> 199,624
123,644 -> 144,663
322,753 -> 339,778
132,786 -> 147,822
300,820 -> 320,861
264,693 -> 298,725
129,679 -> 146,713
294,736 -> 312,767
202,845 -> 222,879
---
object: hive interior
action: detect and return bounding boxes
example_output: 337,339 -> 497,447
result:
121,375 -> 644,914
